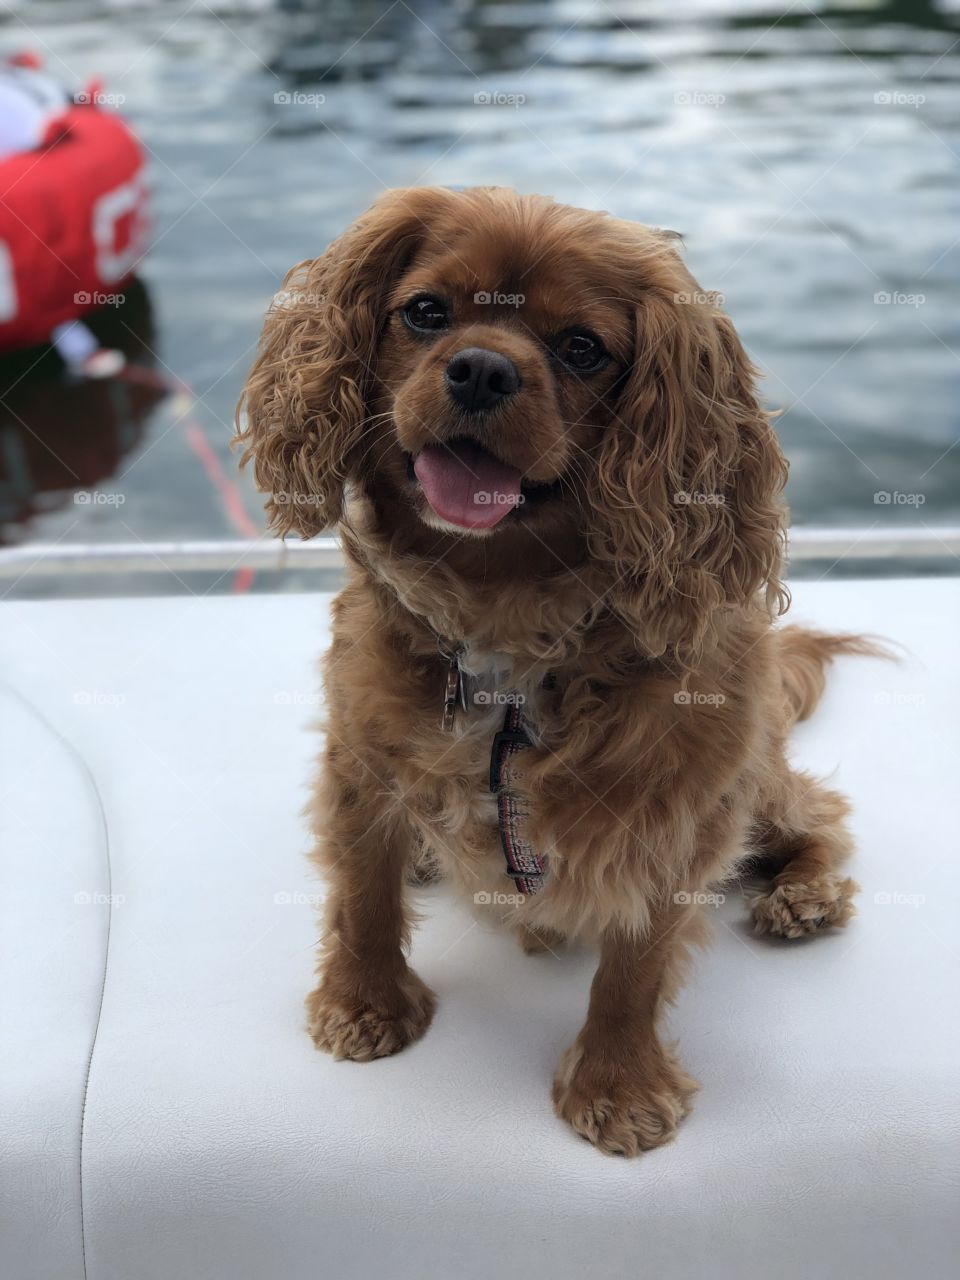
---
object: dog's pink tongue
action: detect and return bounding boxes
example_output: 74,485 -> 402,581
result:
414,441 -> 521,530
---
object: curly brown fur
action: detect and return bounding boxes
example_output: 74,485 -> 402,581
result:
237,186 -> 879,1154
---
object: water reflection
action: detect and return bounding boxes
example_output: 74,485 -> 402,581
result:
0,0 -> 956,559
0,280 -> 163,536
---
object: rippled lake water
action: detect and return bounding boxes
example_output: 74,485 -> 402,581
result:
1,0 -> 957,585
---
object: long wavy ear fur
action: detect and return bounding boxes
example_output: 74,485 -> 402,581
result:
235,187 -> 455,536
589,243 -> 788,659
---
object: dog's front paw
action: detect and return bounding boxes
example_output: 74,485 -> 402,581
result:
749,873 -> 858,939
305,967 -> 436,1061
552,1041 -> 698,1157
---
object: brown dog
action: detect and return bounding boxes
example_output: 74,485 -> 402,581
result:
237,186 -> 870,1156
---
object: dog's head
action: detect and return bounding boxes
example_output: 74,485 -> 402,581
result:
238,186 -> 786,650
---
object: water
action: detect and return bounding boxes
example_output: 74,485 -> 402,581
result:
1,0 -> 958,591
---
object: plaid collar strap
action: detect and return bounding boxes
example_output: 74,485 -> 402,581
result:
488,700 -> 548,896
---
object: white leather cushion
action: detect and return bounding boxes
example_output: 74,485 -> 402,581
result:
0,581 -> 957,1280
0,687 -> 109,1280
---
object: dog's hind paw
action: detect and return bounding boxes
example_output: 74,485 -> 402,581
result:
305,967 -> 436,1061
749,873 -> 858,939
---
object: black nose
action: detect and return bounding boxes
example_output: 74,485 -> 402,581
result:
444,347 -> 521,413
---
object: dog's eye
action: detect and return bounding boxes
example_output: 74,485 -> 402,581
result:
554,331 -> 607,372
403,296 -> 450,332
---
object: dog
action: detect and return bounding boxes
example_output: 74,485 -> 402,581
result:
237,185 -> 875,1156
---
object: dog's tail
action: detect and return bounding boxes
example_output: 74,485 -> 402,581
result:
778,626 -> 895,726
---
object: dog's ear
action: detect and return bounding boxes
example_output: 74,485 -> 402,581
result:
236,187 -> 456,536
589,256 -> 787,658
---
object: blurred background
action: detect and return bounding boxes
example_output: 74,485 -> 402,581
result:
0,0 -> 957,595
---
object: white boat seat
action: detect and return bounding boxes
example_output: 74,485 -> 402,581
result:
1,580 -> 957,1280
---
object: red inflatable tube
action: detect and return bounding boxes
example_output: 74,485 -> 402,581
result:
0,105 -> 149,352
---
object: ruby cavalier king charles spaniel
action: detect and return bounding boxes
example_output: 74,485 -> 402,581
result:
237,186 -> 875,1157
